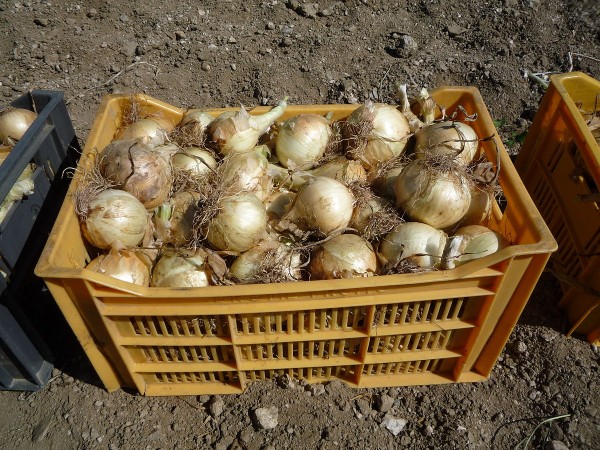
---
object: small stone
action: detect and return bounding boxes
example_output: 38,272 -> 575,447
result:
34,18 -> 49,27
208,396 -> 224,418
94,400 -> 103,407
545,440 -> 569,450
457,425 -> 467,434
424,424 -> 434,436
355,398 -> 371,416
308,384 -> 325,396
44,54 -> 60,65
215,436 -> 234,450
175,30 -> 186,40
374,394 -> 394,413
266,22 -> 275,30
281,37 -> 293,47
228,36 -> 237,44
251,406 -> 279,430
65,18 -> 77,26
32,416 -> 53,442
380,414 -> 407,436
109,64 -> 120,73
297,3 -> 319,18
230,63 -> 237,70
238,426 -> 254,445
513,341 -> 527,354
87,8 -> 97,18
119,14 -> 129,23
120,42 -> 138,57
446,24 -> 467,37
201,62 -> 211,72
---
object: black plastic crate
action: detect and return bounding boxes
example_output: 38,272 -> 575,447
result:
0,91 -> 80,390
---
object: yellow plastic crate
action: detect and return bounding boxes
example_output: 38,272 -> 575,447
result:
35,88 -> 556,395
516,72 -> 600,346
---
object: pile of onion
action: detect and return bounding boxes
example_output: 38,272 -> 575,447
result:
72,91 -> 507,287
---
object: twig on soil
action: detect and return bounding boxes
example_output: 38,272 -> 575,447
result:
65,61 -> 159,105
568,51 -> 600,72
523,70 -> 549,90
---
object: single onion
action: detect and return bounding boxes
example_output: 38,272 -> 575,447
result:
172,147 -> 218,178
206,193 -> 268,252
220,149 -> 271,200
312,157 -> 367,185
151,250 -> 210,288
208,99 -> 287,155
444,225 -> 508,269
86,249 -> 151,286
0,162 -> 35,222
344,101 -> 411,170
98,139 -> 172,209
394,158 -> 471,229
117,117 -> 174,147
230,240 -> 302,283
0,108 -> 37,146
378,222 -> 447,271
154,191 -> 200,246
414,121 -> 479,165
281,176 -> 355,235
276,114 -> 331,169
309,234 -> 377,280
81,189 -> 149,250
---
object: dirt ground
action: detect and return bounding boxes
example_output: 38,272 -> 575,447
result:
1,0 -> 599,449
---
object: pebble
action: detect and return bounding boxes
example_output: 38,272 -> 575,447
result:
266,22 -> 275,30
546,440 -> 569,450
446,24 -> 468,38
228,37 -> 237,44
308,384 -> 325,396
32,416 -> 52,442
374,394 -> 394,413
201,62 -> 211,71
355,398 -> 371,416
215,435 -> 234,450
281,37 -> 293,47
119,14 -> 129,23
94,400 -> 103,407
424,424 -> 434,436
34,18 -> 49,27
297,3 -> 319,19
120,42 -> 138,57
513,341 -> 527,354
251,406 -> 278,430
175,31 -> 186,40
380,414 -> 407,436
208,396 -> 224,418
87,8 -> 97,18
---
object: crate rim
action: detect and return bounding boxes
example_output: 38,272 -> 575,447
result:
548,71 -> 600,185
34,88 -> 557,297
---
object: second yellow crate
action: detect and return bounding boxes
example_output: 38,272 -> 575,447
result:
517,71 -> 600,346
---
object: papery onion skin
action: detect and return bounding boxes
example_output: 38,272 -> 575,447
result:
378,222 -> 447,270
344,102 -> 411,170
309,234 -> 377,280
264,190 -> 296,221
151,251 -> 210,288
414,121 -> 479,165
98,139 -> 173,209
444,225 -> 508,269
394,159 -> 471,230
0,108 -> 37,145
81,189 -> 149,250
282,176 -> 355,235
117,117 -> 173,147
350,195 -> 393,235
86,250 -> 151,286
462,185 -> 494,226
276,114 -> 331,169
312,157 -> 367,185
368,164 -> 405,201
181,110 -> 214,129
206,193 -> 268,252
